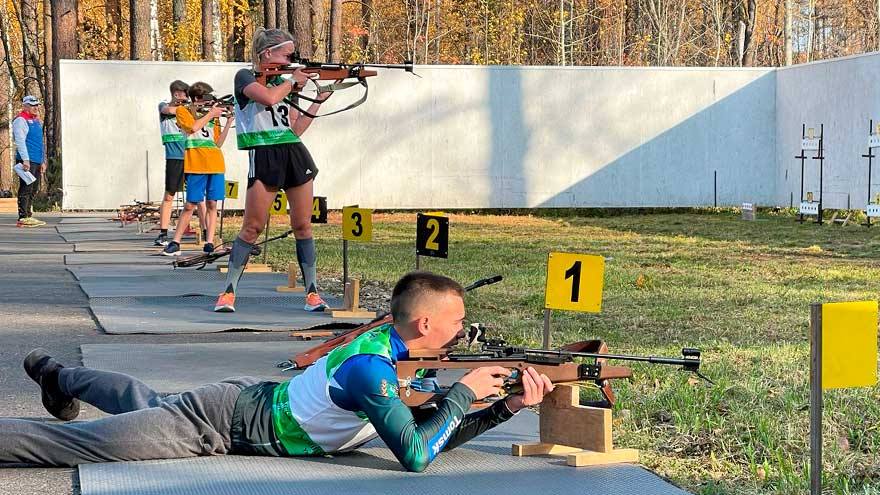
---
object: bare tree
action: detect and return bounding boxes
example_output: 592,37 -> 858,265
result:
361,0 -> 373,59
52,0 -> 77,191
202,0 -> 214,60
172,0 -> 186,60
212,0 -> 222,61
313,0 -> 326,59
151,0 -> 163,60
18,1 -> 41,95
106,0 -> 124,59
130,0 -> 151,60
329,0 -> 341,61
0,3 -> 10,191
785,0 -> 793,65
42,0 -> 54,185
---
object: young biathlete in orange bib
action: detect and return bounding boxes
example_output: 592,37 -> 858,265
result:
215,28 -> 329,313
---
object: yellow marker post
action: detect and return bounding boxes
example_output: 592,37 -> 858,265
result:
809,301 -> 878,495
225,180 -> 239,200
342,207 -> 372,242
269,191 -> 288,215
542,252 -> 606,348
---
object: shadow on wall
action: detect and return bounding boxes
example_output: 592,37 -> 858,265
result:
537,71 -> 777,208
489,68 -> 529,208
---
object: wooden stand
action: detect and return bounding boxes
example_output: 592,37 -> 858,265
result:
325,279 -> 376,318
512,384 -> 639,467
277,263 -> 305,293
179,227 -> 204,249
0,198 -> 17,214
218,263 -> 272,273
289,329 -> 336,340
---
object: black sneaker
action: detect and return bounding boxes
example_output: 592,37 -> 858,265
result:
153,233 -> 168,246
162,241 -> 181,256
23,349 -> 80,421
203,242 -> 215,253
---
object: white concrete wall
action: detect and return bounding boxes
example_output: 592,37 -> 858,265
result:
60,60 -> 777,210
775,52 -> 880,210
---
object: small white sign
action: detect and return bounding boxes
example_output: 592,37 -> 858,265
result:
800,202 -> 819,215
802,138 -> 820,151
867,204 -> 880,218
742,202 -> 754,212
869,135 -> 880,149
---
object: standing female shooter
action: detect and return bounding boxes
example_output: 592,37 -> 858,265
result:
215,28 -> 329,313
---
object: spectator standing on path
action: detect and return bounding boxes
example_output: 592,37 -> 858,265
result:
13,95 -> 46,227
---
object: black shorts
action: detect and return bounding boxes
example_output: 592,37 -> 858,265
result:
248,142 -> 318,191
165,159 -> 185,194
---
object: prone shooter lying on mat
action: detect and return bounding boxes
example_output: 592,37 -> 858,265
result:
1,272 -> 554,472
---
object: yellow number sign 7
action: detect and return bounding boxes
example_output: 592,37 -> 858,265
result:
544,252 -> 604,312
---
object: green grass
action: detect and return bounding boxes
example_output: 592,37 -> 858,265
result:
227,209 -> 880,494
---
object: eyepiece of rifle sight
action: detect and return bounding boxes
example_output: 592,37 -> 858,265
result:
681,348 -> 701,359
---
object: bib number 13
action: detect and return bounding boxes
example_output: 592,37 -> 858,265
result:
265,105 -> 290,127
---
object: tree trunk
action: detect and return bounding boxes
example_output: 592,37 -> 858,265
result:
287,0 -> 296,34
741,0 -> 757,66
328,0 -> 341,61
312,0 -> 326,59
785,0 -> 793,65
230,0 -> 247,61
277,0 -> 288,31
172,0 -> 185,60
19,0 -> 40,96
201,0 -> 213,60
129,0 -> 150,60
0,4 -> 10,192
264,0 -> 277,28
42,0 -> 54,191
106,0 -> 124,59
52,0 -> 77,195
151,0 -> 163,60
294,0 -> 313,58
361,0 -> 372,59
212,0 -> 223,61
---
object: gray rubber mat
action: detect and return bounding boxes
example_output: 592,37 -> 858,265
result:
60,216 -> 118,224
67,265 -> 193,280
74,242 -> 169,253
90,295 -> 356,334
56,224 -> 141,234
80,342 -> 312,392
61,232 -> 164,243
78,411 -> 690,495
77,272 -> 299,298
65,253 -> 175,266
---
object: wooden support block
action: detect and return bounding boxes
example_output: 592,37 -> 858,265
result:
218,263 -> 272,273
567,448 -> 639,467
289,330 -> 336,340
541,384 -> 613,453
512,443 -> 584,457
0,198 -> 17,214
510,384 -> 638,467
277,263 -> 305,293
324,279 -> 376,319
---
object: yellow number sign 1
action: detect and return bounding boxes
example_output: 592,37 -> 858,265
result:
269,191 -> 288,215
225,180 -> 239,200
342,206 -> 372,242
544,252 -> 604,313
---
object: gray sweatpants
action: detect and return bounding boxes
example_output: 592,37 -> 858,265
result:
0,367 -> 262,467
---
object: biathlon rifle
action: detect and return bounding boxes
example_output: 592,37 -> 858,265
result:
283,275 -> 504,370
396,328 -> 710,409
172,229 -> 293,269
189,94 -> 236,118
254,53 -> 417,118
